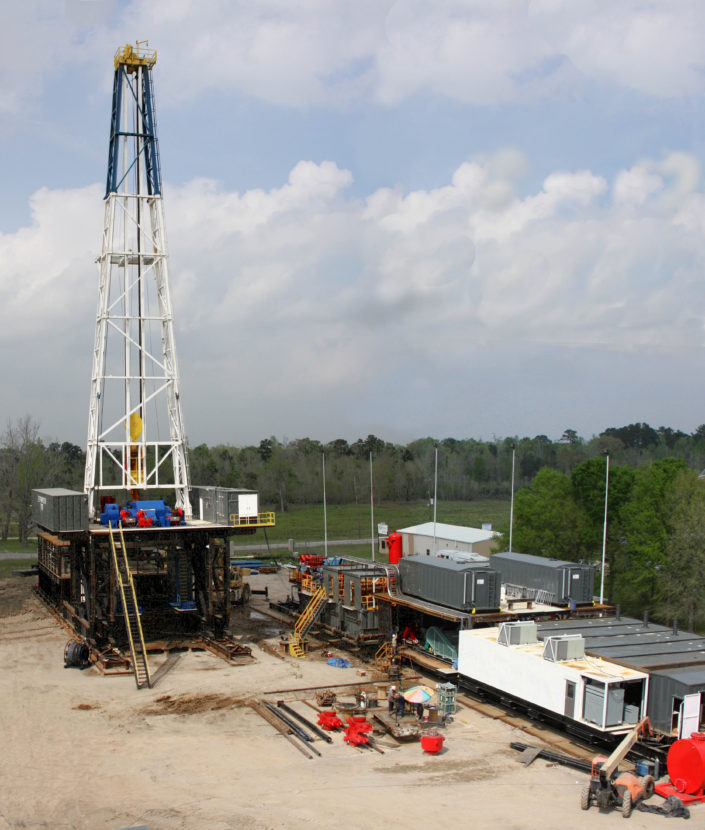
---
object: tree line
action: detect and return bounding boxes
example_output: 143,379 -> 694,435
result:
3,417 -> 705,630
4,417 -> 705,534
191,423 -> 705,510
506,456 -> 705,630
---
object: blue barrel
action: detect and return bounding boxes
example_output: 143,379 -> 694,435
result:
635,759 -> 653,777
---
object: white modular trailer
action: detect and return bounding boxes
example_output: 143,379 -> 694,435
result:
397,522 -> 499,558
457,623 -> 649,734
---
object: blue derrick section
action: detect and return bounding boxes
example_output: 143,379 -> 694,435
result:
105,64 -> 162,198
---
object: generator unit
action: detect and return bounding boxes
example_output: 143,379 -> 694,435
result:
399,552 -> 500,612
490,552 -> 595,605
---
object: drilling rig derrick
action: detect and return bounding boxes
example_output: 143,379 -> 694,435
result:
84,41 -> 191,520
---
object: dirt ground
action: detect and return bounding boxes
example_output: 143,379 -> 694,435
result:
0,572 -> 698,830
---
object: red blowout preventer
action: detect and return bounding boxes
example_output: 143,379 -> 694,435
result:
343,716 -> 372,746
387,531 -> 402,564
317,711 -> 343,731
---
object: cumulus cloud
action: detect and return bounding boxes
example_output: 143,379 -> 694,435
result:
3,151 -> 704,441
532,0 -> 705,98
3,1 -> 705,116
0,184 -> 102,341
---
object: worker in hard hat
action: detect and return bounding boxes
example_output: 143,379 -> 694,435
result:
387,685 -> 396,713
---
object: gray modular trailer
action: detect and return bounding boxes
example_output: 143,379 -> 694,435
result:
33,488 -> 89,533
192,486 -> 258,524
490,551 -> 594,604
399,553 -> 500,612
647,667 -> 705,734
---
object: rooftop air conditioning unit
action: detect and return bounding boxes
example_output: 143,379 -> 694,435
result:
497,621 -> 538,646
543,634 -> 585,662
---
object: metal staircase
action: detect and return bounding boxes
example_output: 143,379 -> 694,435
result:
375,640 -> 393,669
108,522 -> 152,688
289,585 -> 328,658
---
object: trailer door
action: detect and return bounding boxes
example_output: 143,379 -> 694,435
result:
564,681 -> 576,718
679,693 -> 702,739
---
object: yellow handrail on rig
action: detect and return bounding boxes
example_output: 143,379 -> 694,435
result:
115,41 -> 157,71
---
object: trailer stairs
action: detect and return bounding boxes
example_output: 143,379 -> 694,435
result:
289,585 -> 328,657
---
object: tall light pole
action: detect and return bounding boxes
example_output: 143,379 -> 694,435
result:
322,452 -> 328,559
369,451 -> 375,561
433,444 -> 438,553
600,451 -> 610,605
509,443 -> 516,552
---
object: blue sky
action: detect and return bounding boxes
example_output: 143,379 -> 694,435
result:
2,1 -> 705,447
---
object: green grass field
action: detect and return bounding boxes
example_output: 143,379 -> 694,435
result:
260,498 -> 509,541
0,539 -> 36,555
0,559 -> 36,579
244,498 -> 510,559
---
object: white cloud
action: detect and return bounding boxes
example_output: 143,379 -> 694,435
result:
533,0 -> 705,98
0,184 -> 102,342
3,151 -> 705,442
3,1 -> 705,117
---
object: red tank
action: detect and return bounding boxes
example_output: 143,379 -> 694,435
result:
387,531 -> 402,564
667,733 -> 705,795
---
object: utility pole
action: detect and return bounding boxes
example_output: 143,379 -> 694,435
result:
600,452 -> 610,605
433,444 -> 438,553
369,451 -> 375,561
509,443 -> 516,552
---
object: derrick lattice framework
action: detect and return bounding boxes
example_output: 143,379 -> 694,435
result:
84,43 -> 191,519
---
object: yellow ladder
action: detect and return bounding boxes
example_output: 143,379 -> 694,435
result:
288,632 -> 306,658
289,585 -> 328,658
375,640 -> 393,669
108,522 -> 152,688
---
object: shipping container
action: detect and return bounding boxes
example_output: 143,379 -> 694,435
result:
32,488 -> 88,532
399,552 -> 500,612
192,487 -> 258,524
490,551 -> 594,604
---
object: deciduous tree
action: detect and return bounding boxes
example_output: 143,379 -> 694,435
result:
660,469 -> 705,631
508,467 -> 587,560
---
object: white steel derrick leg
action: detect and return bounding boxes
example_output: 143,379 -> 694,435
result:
85,197 -> 116,513
150,196 -> 191,517
84,193 -> 192,519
